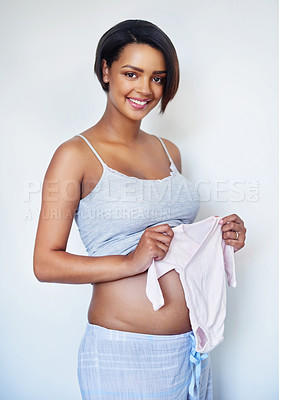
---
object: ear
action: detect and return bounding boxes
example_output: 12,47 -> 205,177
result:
101,59 -> 109,83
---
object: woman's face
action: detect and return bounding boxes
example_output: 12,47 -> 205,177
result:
102,43 -> 166,121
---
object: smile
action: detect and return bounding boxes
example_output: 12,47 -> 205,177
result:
127,97 -> 151,110
129,98 -> 149,105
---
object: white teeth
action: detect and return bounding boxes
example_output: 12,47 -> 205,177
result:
129,98 -> 148,105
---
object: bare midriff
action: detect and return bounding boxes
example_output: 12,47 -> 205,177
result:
88,269 -> 192,335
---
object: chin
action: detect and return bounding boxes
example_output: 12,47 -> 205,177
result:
125,104 -> 158,121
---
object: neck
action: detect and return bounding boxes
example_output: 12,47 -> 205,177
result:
96,98 -> 143,144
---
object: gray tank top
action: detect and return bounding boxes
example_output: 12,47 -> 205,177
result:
74,134 -> 200,256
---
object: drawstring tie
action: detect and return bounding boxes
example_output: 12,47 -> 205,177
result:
188,331 -> 208,398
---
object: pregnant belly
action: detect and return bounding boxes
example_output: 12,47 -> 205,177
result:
88,269 -> 192,335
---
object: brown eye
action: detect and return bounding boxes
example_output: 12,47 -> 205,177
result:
125,72 -> 137,78
152,77 -> 163,84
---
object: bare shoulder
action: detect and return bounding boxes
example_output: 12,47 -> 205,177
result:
45,135 -> 86,181
54,134 -> 86,157
160,137 -> 182,173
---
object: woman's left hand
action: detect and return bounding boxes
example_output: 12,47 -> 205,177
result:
219,214 -> 246,252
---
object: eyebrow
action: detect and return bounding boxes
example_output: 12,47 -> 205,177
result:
121,64 -> 167,74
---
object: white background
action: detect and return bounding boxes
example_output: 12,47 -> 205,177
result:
0,0 -> 278,399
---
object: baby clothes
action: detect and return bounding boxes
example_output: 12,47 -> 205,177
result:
146,216 -> 237,353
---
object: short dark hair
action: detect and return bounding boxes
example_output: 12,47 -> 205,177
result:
94,19 -> 179,114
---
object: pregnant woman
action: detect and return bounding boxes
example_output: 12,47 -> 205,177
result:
33,19 -> 246,399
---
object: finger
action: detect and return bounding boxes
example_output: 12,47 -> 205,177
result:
220,214 -> 243,226
221,221 -> 243,233
155,241 -> 170,254
153,244 -> 168,261
148,231 -> 173,246
146,224 -> 174,238
222,231 -> 242,241
223,238 -> 242,252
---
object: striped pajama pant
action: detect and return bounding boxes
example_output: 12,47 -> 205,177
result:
78,323 -> 213,399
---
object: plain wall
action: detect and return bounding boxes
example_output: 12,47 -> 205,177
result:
0,0 -> 278,399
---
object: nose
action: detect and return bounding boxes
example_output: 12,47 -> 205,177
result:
136,77 -> 152,96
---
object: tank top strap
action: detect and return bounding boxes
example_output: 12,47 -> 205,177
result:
77,134 -> 106,167
155,136 -> 173,164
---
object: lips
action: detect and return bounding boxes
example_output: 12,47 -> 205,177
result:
127,97 -> 151,110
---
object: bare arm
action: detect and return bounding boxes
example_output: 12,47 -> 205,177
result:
33,140 -> 133,284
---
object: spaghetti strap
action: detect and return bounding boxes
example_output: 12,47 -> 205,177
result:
155,136 -> 173,164
76,134 -> 106,167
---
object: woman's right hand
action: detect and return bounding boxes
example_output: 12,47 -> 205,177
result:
126,224 -> 174,275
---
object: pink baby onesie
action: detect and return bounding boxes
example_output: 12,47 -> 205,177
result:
146,215 -> 237,353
